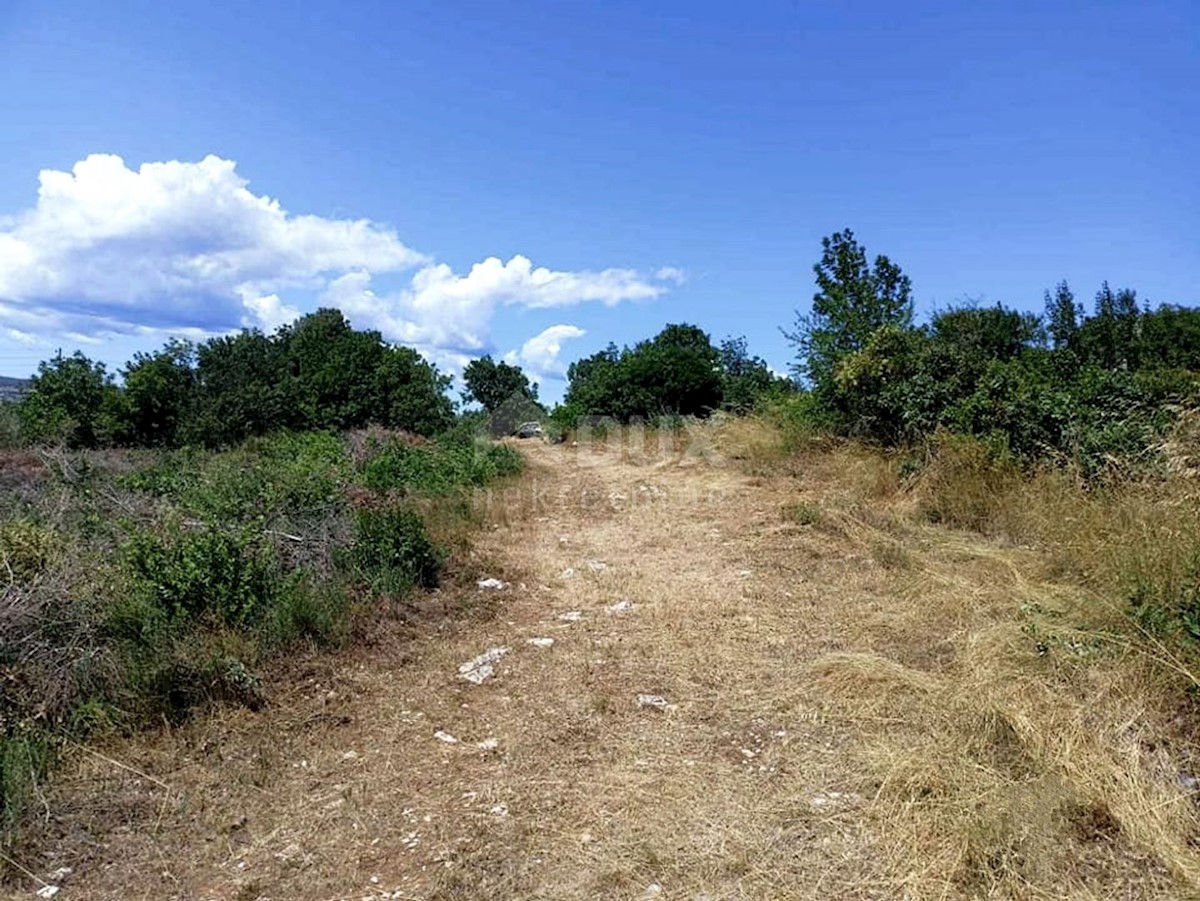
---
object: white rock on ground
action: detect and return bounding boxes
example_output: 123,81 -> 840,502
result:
526,637 -> 555,648
433,730 -> 459,744
608,599 -> 634,614
457,647 -> 510,684
637,694 -> 671,710
476,578 -> 506,590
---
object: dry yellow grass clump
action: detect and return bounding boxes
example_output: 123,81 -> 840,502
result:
4,417 -> 1200,900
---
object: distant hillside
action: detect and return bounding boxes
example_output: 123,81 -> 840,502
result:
0,375 -> 31,403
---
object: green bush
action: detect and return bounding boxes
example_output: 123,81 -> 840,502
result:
0,732 -> 53,836
18,351 -> 126,448
782,502 -> 821,525
564,324 -> 724,422
0,404 -> 23,449
125,527 -> 277,626
261,576 -> 350,648
0,519 -> 60,582
1129,558 -> 1200,644
123,431 -> 350,522
348,505 -> 441,592
360,434 -> 522,494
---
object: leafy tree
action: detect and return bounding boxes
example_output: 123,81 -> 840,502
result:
1137,305 -> 1200,370
785,229 -> 913,397
562,344 -> 622,420
564,325 -> 723,422
462,356 -> 538,412
18,351 -> 124,447
283,308 -> 397,431
830,324 -> 929,444
1044,280 -> 1083,352
626,324 -> 723,417
274,309 -> 454,437
374,345 -> 455,436
186,330 -> 296,447
121,340 -> 197,447
1080,282 -> 1140,370
718,336 -> 791,412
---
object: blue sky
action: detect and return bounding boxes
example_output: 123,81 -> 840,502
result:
1,0 -> 1196,399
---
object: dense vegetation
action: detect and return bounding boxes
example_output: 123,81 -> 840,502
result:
1,322 -> 522,841
16,308 -> 454,450
781,229 -> 1200,478
558,323 -> 793,424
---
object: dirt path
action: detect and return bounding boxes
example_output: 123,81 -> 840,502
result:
8,429 -> 1194,899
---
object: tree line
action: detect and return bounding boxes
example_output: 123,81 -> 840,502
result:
8,229 -> 1198,470
14,309 -> 455,448
9,309 -> 794,450
785,229 -> 1200,475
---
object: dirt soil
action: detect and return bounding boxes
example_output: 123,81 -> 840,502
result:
5,427 -> 1198,900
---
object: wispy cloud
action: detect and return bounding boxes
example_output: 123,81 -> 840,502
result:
504,324 -> 588,380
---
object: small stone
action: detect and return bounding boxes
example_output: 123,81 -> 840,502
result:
637,694 -> 671,710
526,637 -> 555,648
477,578 -> 506,590
434,730 -> 459,744
458,647 -> 510,684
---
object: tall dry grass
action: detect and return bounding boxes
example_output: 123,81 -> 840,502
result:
717,413 -> 1200,896
911,427 -> 1200,663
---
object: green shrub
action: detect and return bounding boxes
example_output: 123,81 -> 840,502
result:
123,431 -> 350,522
260,577 -> 350,648
761,392 -> 835,451
348,505 -> 441,592
0,421 -> 521,842
0,732 -> 53,836
125,527 -> 277,625
0,404 -> 23,449
0,519 -> 60,582
360,434 -> 521,494
782,502 -> 821,525
18,351 -> 128,448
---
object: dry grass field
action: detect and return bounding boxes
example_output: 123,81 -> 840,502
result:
6,419 -> 1200,900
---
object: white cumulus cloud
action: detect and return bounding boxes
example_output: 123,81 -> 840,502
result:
322,257 -> 660,367
504,324 -> 588,379
0,154 -> 678,368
